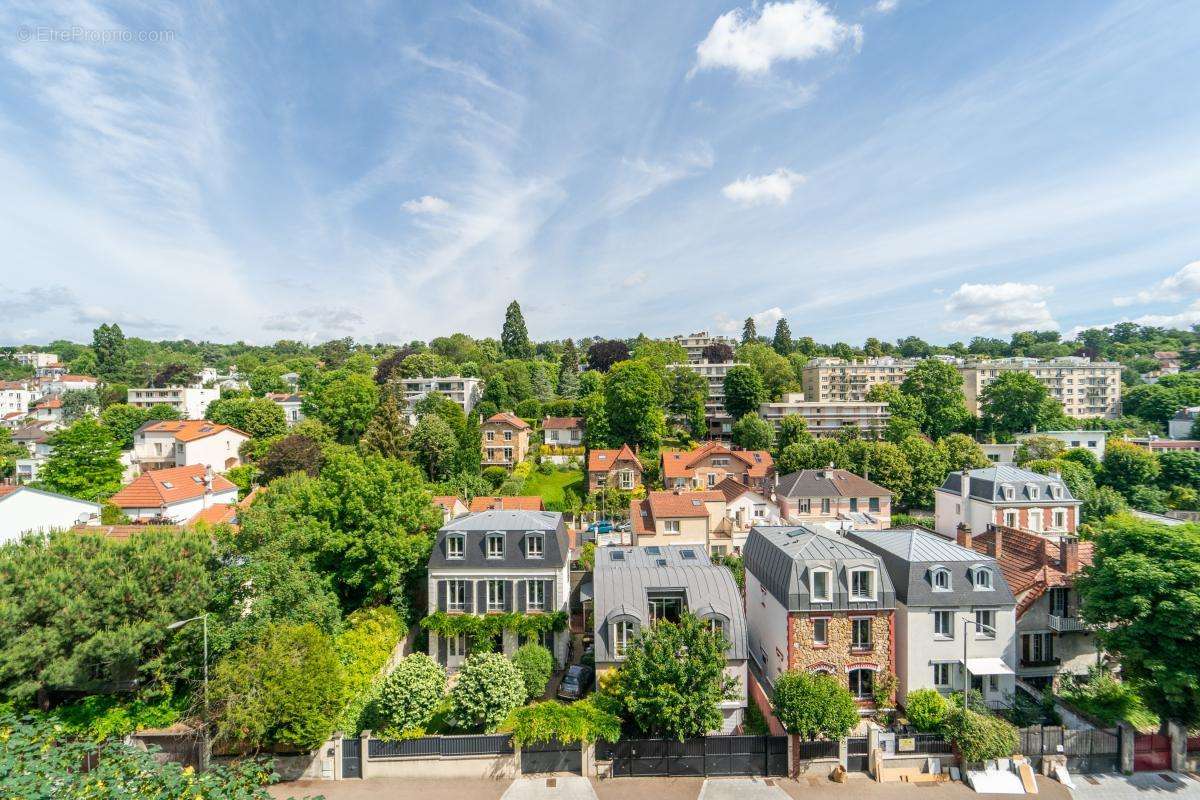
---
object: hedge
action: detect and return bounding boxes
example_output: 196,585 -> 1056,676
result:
336,606 -> 404,734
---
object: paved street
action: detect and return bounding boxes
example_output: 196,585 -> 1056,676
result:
1065,772 -> 1200,800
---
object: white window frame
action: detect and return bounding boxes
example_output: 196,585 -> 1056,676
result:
1052,508 -> 1067,530
933,662 -> 953,687
448,580 -> 467,611
526,533 -> 544,559
447,633 -> 468,657
1002,485 -> 1015,501
487,579 -> 506,611
812,617 -> 829,646
487,533 -> 505,560
974,608 -> 996,639
811,568 -> 832,602
447,535 -> 464,560
973,567 -> 994,591
1003,510 -> 1019,528
619,470 -> 634,489
613,620 -> 635,658
933,609 -> 954,639
664,519 -> 681,534
850,569 -> 876,601
851,617 -> 873,649
526,579 -> 545,611
932,567 -> 952,591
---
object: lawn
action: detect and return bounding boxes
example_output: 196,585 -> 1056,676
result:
522,467 -> 584,508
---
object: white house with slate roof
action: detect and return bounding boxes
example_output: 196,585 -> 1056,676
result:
592,544 -> 748,732
426,509 -> 570,673
934,465 -> 1080,540
847,526 -> 1017,709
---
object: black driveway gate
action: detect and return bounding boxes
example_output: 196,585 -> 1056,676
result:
603,736 -> 787,777
521,737 -> 582,774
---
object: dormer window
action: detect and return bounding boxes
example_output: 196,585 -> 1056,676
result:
1051,485 -> 1063,500
1027,484 -> 1040,500
931,567 -> 952,591
972,566 -> 994,590
810,568 -> 832,602
447,534 -> 464,559
486,532 -> 505,559
850,569 -> 875,601
612,618 -> 638,658
525,533 -> 544,559
1002,485 -> 1015,501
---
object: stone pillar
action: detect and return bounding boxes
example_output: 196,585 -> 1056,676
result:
332,732 -> 343,781
360,729 -> 371,779
787,733 -> 795,779
1168,720 -> 1187,773
1118,722 -> 1135,775
838,736 -> 849,770
867,726 -> 881,780
582,740 -> 596,777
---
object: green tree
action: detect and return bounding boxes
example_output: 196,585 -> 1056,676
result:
777,442 -> 813,475
1061,447 -> 1101,474
899,360 -> 971,439
91,323 -> 128,382
303,370 -> 379,444
771,318 -> 793,355
1099,440 -> 1160,499
610,614 -> 736,739
868,384 -> 925,443
248,365 -> 287,396
0,429 -> 26,479
937,433 -> 990,471
898,434 -> 949,508
741,316 -> 757,344
451,653 -> 527,731
731,413 -> 774,451
558,339 -> 581,398
604,360 -> 666,449
1015,435 -> 1066,466
771,671 -> 859,740
979,372 -> 1058,436
666,366 -> 708,439
904,688 -> 950,732
737,342 -> 799,399
58,389 -> 99,423
207,397 -> 288,439
1080,485 -> 1129,522
411,413 -> 461,481
512,643 -> 554,701
1024,459 -> 1095,499
360,390 -> 411,460
209,622 -> 345,751
775,415 -> 815,453
376,652 -> 447,735
258,433 -> 325,481
99,403 -> 151,448
722,364 -> 765,420
38,418 -> 124,501
1158,450 -> 1200,491
1079,515 -> 1200,725
501,300 -> 533,360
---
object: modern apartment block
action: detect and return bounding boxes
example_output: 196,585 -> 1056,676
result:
801,357 -> 916,403
13,352 -> 58,369
668,359 -> 736,438
127,387 -> 220,420
957,357 -> 1122,419
672,330 -> 736,363
759,392 -> 890,439
397,376 -> 482,419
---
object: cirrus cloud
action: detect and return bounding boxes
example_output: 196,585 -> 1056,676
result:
722,168 -> 805,206
402,195 -> 451,215
941,282 -> 1059,335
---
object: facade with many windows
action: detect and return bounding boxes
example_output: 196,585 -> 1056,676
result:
957,357 -> 1122,419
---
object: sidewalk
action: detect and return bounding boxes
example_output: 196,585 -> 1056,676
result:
268,777 -> 510,800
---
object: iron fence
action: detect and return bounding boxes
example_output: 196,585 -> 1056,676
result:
599,735 -> 787,777
367,733 -> 514,760
1018,726 -> 1119,773
794,738 -> 840,759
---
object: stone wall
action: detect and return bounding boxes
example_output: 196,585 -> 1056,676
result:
789,611 -> 893,701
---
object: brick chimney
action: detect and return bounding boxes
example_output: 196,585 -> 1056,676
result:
1059,536 -> 1080,574
956,523 -> 972,550
991,527 -> 1003,560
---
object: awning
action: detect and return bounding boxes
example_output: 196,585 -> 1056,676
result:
966,657 -> 1015,676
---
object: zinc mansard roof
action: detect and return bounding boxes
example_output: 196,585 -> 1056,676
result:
937,465 -> 1078,505
429,509 -> 569,570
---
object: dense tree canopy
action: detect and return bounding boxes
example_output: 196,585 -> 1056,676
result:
38,417 -> 124,502
722,364 -> 765,420
899,360 -> 971,439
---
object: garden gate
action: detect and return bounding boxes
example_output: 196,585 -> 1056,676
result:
521,737 -> 582,774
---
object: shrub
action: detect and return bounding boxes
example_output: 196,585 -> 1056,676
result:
772,671 -> 859,740
450,653 -> 526,731
376,653 -> 446,736
512,644 -> 554,701
579,542 -> 596,570
1057,667 -> 1144,726
947,707 -> 1019,764
483,466 -> 509,487
502,699 -> 621,746
511,460 -> 534,480
904,688 -> 949,732
335,606 -> 404,734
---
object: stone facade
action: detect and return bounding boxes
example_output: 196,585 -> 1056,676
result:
788,610 -> 895,704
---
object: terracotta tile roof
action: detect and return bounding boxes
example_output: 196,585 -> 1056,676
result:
715,476 -> 755,503
34,397 -> 62,409
775,468 -> 893,499
189,504 -> 240,527
468,495 -> 545,512
542,416 -> 583,430
138,419 -> 249,442
265,392 -> 302,402
660,442 -> 773,479
646,490 -> 724,518
485,412 -> 530,430
968,525 -> 1093,617
587,444 -> 641,473
109,465 -> 238,508
56,375 -> 96,382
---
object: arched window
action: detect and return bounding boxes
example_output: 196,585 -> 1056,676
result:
972,566 -> 994,590
848,668 -> 875,700
931,566 -> 952,591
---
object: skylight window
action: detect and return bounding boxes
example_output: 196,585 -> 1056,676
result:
610,551 -> 625,561
691,499 -> 702,506
645,546 -> 661,555
680,549 -> 696,560
162,481 -> 174,489
656,559 -> 668,567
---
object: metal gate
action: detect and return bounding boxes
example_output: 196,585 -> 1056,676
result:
602,736 -> 788,777
342,737 -> 361,778
521,737 -> 582,774
1134,733 -> 1170,772
847,737 -> 870,772
1019,726 -> 1120,774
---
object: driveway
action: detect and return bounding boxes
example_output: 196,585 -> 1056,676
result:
1065,772 -> 1200,800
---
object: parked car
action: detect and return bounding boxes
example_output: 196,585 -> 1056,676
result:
586,520 -> 614,534
614,521 -> 631,532
557,664 -> 594,700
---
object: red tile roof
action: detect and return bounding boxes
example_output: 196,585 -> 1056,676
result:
485,411 -> 530,430
660,441 -> 773,479
542,416 -> 583,430
109,465 -> 237,508
189,504 -> 240,527
34,397 -> 62,409
968,526 -> 1093,617
587,444 -> 641,473
140,419 -> 249,442
715,476 -> 756,502
0,485 -> 20,499
630,490 -> 724,537
468,495 -> 545,512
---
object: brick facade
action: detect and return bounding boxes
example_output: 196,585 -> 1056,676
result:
991,505 -> 1077,533
788,611 -> 895,704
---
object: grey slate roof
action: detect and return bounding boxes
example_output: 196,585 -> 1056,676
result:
775,469 -> 892,499
592,545 -> 747,663
937,465 -> 1079,505
742,524 -> 896,612
428,510 -> 569,569
846,527 -> 1015,608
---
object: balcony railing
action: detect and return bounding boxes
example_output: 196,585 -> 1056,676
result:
1048,615 -> 1088,633
1020,657 -> 1061,668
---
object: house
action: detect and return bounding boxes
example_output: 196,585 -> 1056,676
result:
961,525 -> 1099,689
426,510 -> 571,672
1014,430 -> 1106,461
12,422 -> 55,482
0,486 -> 101,543
1169,409 -> 1200,440
468,496 -> 545,513
13,352 -> 58,369
661,441 -> 774,492
108,465 -> 239,523
482,412 -> 530,468
127,387 -> 220,420
587,444 -> 643,492
630,490 -> 726,552
266,392 -> 305,426
433,495 -> 470,523
847,527 -> 1017,709
981,443 -> 1018,465
758,393 -> 890,440
934,466 -> 1080,539
31,396 -> 64,423
398,376 -> 482,419
713,478 -> 781,556
1127,438 -> 1200,454
0,381 -> 36,418
188,504 -> 242,528
542,417 -> 584,447
743,525 -> 897,708
35,361 -> 69,378
0,411 -> 27,429
131,420 -> 250,473
593,544 -> 748,732
41,375 -> 98,395
774,468 -> 893,530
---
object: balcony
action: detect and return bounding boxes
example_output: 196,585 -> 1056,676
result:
1020,657 -> 1061,668
1048,614 -> 1089,633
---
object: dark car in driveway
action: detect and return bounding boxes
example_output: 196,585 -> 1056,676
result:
556,664 -> 594,700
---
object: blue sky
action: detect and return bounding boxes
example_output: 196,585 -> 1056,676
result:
1,0 -> 1198,346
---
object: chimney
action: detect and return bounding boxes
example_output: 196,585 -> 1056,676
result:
959,469 -> 970,505
1060,536 -> 1080,574
956,523 -> 972,550
203,466 -> 214,509
992,527 -> 1003,560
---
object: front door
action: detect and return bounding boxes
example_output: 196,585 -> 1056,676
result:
847,737 -> 870,772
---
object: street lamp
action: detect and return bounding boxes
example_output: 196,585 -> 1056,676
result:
961,618 -> 998,751
168,613 -> 209,769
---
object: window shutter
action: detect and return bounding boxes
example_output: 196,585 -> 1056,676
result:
545,579 -> 555,611
517,580 -> 526,612
478,580 -> 488,610
464,580 -> 473,613
438,634 -> 448,667
437,580 -> 447,612
504,580 -> 514,612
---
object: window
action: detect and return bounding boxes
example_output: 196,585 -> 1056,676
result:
852,618 -> 872,649
848,668 -> 874,700
988,675 -> 999,692
849,497 -> 859,512
613,620 -> 635,658
526,533 -> 544,559
707,617 -> 726,640
487,580 -> 506,611
503,430 -> 512,441
821,498 -> 831,514
486,431 -> 495,441
811,569 -> 831,602
447,535 -> 464,559
1027,512 -> 1042,532
1003,510 -> 1019,527
933,610 -> 953,639
503,447 -> 513,461
448,580 -> 467,611
487,533 -> 505,559
1052,509 -> 1067,529
932,568 -> 951,591
1002,485 -> 1015,501
619,470 -> 634,489
812,618 -> 828,646
711,544 -> 727,557
664,519 -> 681,534
526,580 -> 545,611
707,473 -> 717,487
933,663 -> 953,687
973,567 -> 993,590
447,633 -> 467,657
1028,485 -> 1040,500
1049,587 -> 1069,617
648,590 -> 686,624
869,497 -> 880,512
797,499 -> 811,513
850,570 -> 875,600
974,609 -> 996,638
1022,632 -> 1054,664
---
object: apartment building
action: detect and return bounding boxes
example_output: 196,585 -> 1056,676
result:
669,359 -> 736,438
127,387 -> 220,420
1014,430 -> 1107,460
957,357 -> 1122,419
801,357 -> 916,403
13,352 -> 58,369
759,393 -> 890,439
397,376 -> 482,419
934,466 -> 1080,539
0,381 -> 36,418
671,330 -> 736,363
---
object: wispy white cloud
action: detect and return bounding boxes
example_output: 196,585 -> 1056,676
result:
942,283 -> 1058,334
692,0 -> 862,78
264,306 -> 365,334
715,306 -> 785,335
1114,260 -> 1200,306
874,0 -> 899,14
722,168 -> 805,206
402,195 -> 451,215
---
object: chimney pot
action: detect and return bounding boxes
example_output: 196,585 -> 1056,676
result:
1060,536 -> 1080,574
956,522 -> 973,550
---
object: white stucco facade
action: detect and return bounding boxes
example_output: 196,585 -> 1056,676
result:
0,488 -> 101,543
